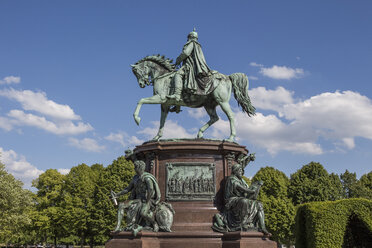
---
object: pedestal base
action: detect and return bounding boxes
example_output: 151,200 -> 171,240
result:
105,231 -> 277,248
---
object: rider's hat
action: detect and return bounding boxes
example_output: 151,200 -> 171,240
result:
188,28 -> 198,40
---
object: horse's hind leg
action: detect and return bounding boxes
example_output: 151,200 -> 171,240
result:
219,101 -> 236,142
197,105 -> 219,139
153,104 -> 169,141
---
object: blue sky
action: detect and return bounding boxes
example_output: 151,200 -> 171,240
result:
1,1 -> 372,188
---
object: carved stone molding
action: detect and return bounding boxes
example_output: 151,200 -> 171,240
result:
225,152 -> 236,169
145,152 -> 156,171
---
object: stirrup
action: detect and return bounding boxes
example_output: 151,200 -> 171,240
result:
169,106 -> 182,113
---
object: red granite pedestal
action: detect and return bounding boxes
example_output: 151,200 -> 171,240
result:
105,139 -> 277,248
106,231 -> 276,248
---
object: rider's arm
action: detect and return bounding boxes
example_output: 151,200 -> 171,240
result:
176,42 -> 194,65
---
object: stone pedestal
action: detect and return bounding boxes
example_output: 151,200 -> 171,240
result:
106,231 -> 276,248
132,139 -> 247,232
106,139 -> 277,247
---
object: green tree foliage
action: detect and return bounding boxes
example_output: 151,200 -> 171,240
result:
288,162 -> 343,205
252,167 -> 295,246
29,157 -> 134,247
32,169 -> 66,246
62,163 -> 102,248
340,170 -> 359,198
253,166 -> 289,198
91,156 -> 135,243
358,171 -> 372,199
0,162 -> 34,244
339,170 -> 372,199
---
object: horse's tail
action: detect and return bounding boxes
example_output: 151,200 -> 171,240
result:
229,73 -> 256,116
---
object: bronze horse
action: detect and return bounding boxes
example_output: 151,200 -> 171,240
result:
131,55 -> 255,142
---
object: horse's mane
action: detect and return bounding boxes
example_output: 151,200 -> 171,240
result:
134,54 -> 176,72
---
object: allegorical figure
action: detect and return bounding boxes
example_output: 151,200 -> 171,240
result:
168,28 -> 213,102
212,162 -> 270,235
111,160 -> 174,236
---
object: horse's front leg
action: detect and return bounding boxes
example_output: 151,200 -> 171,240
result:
133,95 -> 166,125
153,104 -> 169,141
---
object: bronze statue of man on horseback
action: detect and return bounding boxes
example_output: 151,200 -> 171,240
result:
168,28 -> 215,100
131,29 -> 255,142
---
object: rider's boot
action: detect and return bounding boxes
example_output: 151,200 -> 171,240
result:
167,74 -> 182,102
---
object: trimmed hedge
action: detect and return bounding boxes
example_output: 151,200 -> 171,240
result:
295,198 -> 372,248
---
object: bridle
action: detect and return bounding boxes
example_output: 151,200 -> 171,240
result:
133,62 -> 151,86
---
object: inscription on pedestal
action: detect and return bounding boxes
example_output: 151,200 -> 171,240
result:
166,162 -> 216,201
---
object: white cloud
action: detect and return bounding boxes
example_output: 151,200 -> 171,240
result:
341,138 -> 355,149
248,76 -> 258,81
280,90 -> 372,144
105,131 -> 144,147
210,112 -> 323,155
0,88 -> 93,136
7,110 -> 93,135
187,108 -> 207,119
210,87 -> 372,155
259,65 -> 304,80
0,76 -> 21,85
0,116 -> 14,131
250,86 -> 294,112
249,62 -> 263,67
138,120 -> 195,139
0,147 -> 43,188
57,168 -> 70,175
68,137 -> 105,152
0,88 -> 80,120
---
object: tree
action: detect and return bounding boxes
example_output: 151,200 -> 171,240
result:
32,169 -> 66,246
63,163 -> 101,248
90,156 -> 135,244
0,162 -> 34,245
288,162 -> 343,205
252,167 -> 295,246
355,171 -> 372,200
340,170 -> 360,198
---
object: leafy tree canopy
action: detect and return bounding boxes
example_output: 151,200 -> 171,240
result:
289,162 -> 343,205
0,162 -> 34,244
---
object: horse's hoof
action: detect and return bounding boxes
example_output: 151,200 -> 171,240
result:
152,136 -> 160,141
197,132 -> 203,139
224,137 -> 235,142
134,116 -> 141,125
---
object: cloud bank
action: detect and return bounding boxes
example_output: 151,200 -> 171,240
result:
192,87 -> 372,155
0,88 -> 93,135
0,147 -> 43,188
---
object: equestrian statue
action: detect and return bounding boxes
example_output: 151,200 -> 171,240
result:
131,29 -> 255,142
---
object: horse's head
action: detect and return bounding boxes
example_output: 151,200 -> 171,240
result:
132,55 -> 176,88
131,62 -> 150,88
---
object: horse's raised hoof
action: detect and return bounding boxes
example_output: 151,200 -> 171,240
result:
197,132 -> 204,139
134,116 -> 141,125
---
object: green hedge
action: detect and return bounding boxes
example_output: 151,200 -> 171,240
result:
295,198 -> 372,248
